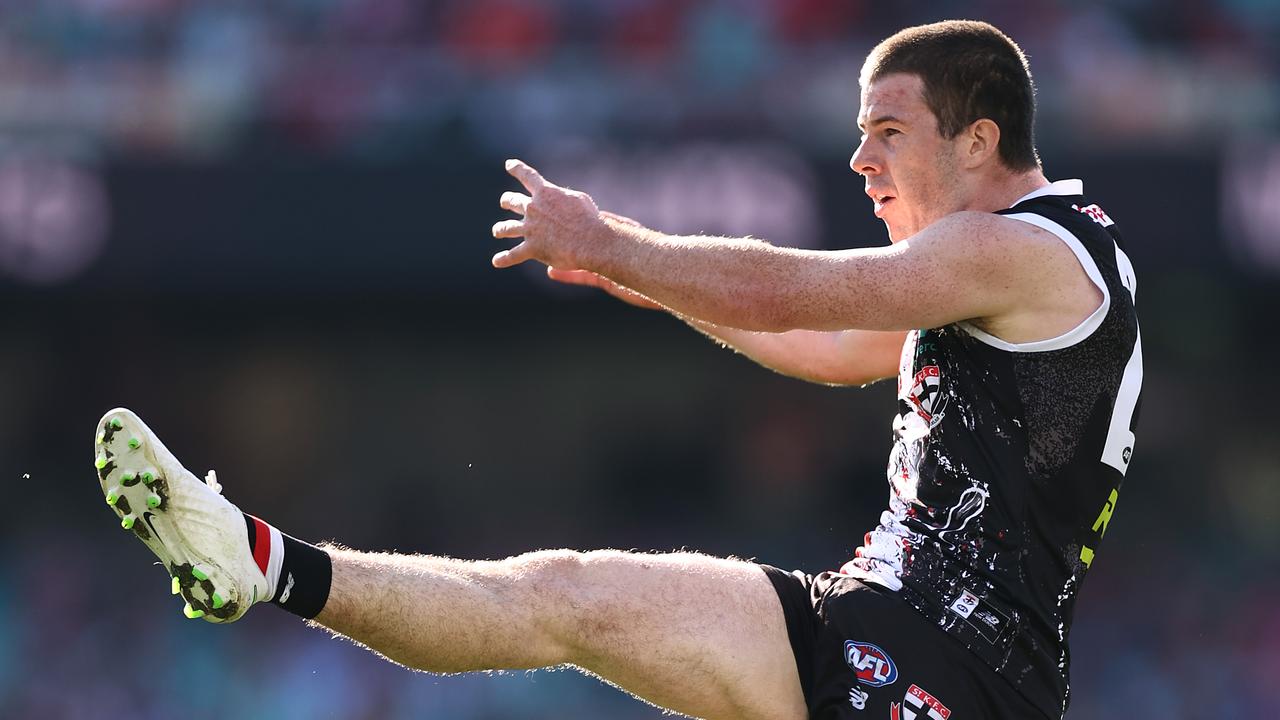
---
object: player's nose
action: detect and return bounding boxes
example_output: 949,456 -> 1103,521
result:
850,140 -> 881,176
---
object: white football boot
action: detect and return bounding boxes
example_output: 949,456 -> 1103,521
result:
94,407 -> 274,622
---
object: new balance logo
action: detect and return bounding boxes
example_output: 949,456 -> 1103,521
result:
849,686 -> 869,710
279,572 -> 295,603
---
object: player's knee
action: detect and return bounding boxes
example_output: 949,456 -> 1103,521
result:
497,550 -> 590,659
505,549 -> 589,589
506,549 -> 635,662
565,550 -> 659,659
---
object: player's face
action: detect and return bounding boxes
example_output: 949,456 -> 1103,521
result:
850,73 -> 965,242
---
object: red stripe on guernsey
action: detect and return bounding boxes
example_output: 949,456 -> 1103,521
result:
250,515 -> 272,576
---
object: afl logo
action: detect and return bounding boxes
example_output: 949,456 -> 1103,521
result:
908,365 -> 946,426
844,640 -> 898,687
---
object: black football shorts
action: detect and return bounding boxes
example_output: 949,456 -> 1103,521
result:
762,567 -> 1048,719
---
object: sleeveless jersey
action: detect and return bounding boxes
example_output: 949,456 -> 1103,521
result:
844,180 -> 1142,719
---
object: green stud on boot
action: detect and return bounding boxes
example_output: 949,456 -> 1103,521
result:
106,488 -> 120,506
109,418 -> 123,430
121,471 -> 135,483
94,456 -> 108,470
121,515 -> 136,530
172,576 -> 181,595
146,494 -> 161,508
96,432 -> 105,445
140,471 -> 155,484
127,437 -> 141,450
183,603 -> 205,620
191,567 -> 209,582
211,593 -> 225,610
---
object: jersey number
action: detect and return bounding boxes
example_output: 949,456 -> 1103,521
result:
1101,244 -> 1141,474
1084,244 -> 1141,569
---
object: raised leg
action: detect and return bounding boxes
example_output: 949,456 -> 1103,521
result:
314,548 -> 807,720
92,408 -> 806,719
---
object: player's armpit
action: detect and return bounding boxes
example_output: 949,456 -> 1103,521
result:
779,327 -> 905,386
825,328 -> 907,385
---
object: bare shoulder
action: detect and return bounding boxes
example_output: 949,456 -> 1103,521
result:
897,211 -> 1079,295
916,211 -> 1071,259
922,212 -> 1105,342
820,211 -> 1098,334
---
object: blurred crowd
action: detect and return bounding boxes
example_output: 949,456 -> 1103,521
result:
0,0 -> 1276,158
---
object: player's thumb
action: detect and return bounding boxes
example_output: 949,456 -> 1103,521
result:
492,241 -> 533,269
546,267 -> 598,287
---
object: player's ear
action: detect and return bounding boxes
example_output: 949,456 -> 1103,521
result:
961,118 -> 1001,169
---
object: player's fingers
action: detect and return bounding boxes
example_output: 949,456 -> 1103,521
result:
505,158 -> 547,194
548,266 -> 622,294
492,219 -> 525,239
492,241 -> 534,269
546,267 -> 600,287
548,267 -> 663,309
500,191 -> 531,216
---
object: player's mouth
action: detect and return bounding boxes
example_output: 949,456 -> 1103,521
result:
869,191 -> 896,218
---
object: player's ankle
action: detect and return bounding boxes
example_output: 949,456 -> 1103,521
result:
244,513 -> 332,618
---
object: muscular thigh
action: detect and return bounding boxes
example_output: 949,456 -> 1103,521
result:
554,550 -> 807,720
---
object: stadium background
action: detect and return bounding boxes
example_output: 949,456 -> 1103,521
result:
1,1 -> 1277,717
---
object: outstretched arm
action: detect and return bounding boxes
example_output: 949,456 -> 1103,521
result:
547,266 -> 903,386
492,159 -> 1096,343
689,325 -> 904,386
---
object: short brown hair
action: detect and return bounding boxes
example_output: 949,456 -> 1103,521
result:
862,20 -> 1040,171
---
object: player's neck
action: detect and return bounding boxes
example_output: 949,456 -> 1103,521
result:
982,169 -> 1051,212
952,168 -> 1050,216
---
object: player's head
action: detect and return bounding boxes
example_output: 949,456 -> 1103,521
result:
851,20 -> 1041,241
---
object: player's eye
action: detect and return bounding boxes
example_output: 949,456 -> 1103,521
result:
882,128 -> 902,137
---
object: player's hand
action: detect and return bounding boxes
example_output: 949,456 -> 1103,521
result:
546,267 -> 665,310
491,159 -> 608,270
